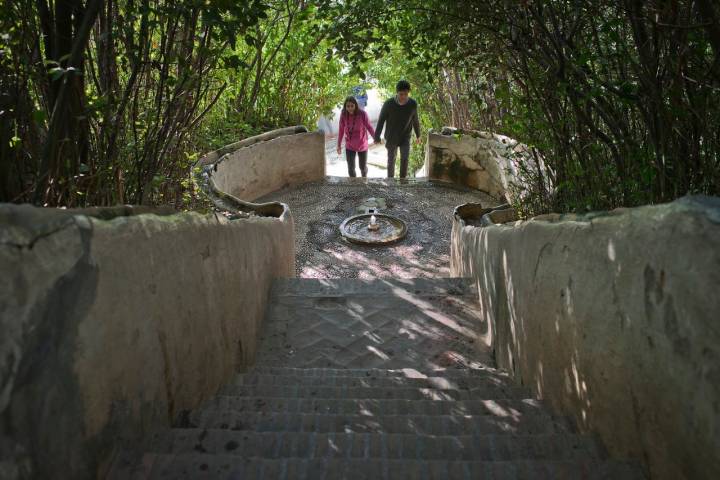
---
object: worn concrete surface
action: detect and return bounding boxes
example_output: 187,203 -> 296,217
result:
212,130 -> 325,201
451,195 -> 720,480
0,204 -> 295,480
257,177 -> 497,279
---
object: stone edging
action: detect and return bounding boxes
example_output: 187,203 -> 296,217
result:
193,126 -> 309,218
453,202 -> 515,228
450,194 -> 720,479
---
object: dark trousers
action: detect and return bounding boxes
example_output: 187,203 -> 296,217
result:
386,141 -> 411,178
346,149 -> 368,177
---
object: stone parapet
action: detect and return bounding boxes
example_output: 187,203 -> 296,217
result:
0,202 -> 294,479
451,196 -> 720,479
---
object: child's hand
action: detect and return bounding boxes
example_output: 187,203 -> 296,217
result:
336,146 -> 342,155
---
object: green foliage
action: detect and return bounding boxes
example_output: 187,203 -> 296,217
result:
1,0 -> 360,208
320,0 -> 720,214
4,0 -> 719,212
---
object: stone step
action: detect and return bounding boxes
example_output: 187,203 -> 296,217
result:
270,277 -> 478,298
109,454 -> 645,480
247,366 -> 505,379
147,430 -> 602,462
219,384 -> 531,401
187,411 -> 571,436
196,396 -> 546,417
230,372 -> 513,390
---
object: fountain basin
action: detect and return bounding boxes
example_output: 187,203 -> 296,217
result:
339,213 -> 408,246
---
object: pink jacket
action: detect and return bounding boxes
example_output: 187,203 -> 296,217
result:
338,109 -> 376,152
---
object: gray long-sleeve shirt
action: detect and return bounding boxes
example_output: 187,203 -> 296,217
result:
373,97 -> 421,147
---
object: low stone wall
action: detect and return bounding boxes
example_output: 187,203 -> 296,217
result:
207,126 -> 325,202
0,204 -> 294,479
450,196 -> 720,479
423,127 -> 545,202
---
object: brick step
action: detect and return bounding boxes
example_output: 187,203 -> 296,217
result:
219,384 -> 532,401
146,430 -> 601,462
247,366 -> 505,379
270,277 -> 478,298
108,454 -> 645,480
196,396 -> 546,417
186,411 -> 571,436
230,373 -> 513,390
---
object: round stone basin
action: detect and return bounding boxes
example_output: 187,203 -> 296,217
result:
339,213 -> 408,246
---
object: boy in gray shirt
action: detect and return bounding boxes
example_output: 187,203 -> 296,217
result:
373,80 -> 421,178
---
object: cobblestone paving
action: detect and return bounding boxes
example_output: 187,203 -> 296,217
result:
256,178 -> 497,279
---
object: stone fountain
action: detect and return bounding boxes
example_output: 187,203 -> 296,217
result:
339,211 -> 407,246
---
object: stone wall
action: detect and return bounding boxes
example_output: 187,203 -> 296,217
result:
450,196 -> 720,479
423,127 -> 544,202
210,127 -> 325,201
0,204 -> 295,479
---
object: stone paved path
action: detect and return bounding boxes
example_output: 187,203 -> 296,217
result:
108,278 -> 644,479
256,179 -> 497,279
256,278 -> 493,370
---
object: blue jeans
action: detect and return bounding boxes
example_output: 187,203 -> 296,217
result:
386,141 -> 410,178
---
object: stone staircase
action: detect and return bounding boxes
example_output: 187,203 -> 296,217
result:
108,278 -> 644,479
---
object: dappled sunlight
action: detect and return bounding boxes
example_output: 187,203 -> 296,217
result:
347,301 -> 365,313
398,318 -> 434,339
308,243 -> 436,279
345,307 -> 367,325
366,345 -> 390,361
482,400 -> 513,418
564,279 -> 575,317
328,438 -> 341,454
419,389 -> 455,401
358,406 -> 374,417
397,327 -> 417,340
398,368 -> 426,379
536,361 -> 545,399
388,287 -> 477,339
363,331 -> 383,345
568,350 -> 593,429
425,351 -> 489,371
258,180 -> 494,280
426,377 -> 457,390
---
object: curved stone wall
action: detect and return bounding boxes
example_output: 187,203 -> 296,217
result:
196,126 -> 325,204
423,127 -> 549,204
450,196 -> 720,479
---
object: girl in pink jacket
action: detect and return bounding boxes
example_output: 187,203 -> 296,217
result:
336,96 -> 376,177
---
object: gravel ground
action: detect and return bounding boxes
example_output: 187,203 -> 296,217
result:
257,178 -> 497,279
